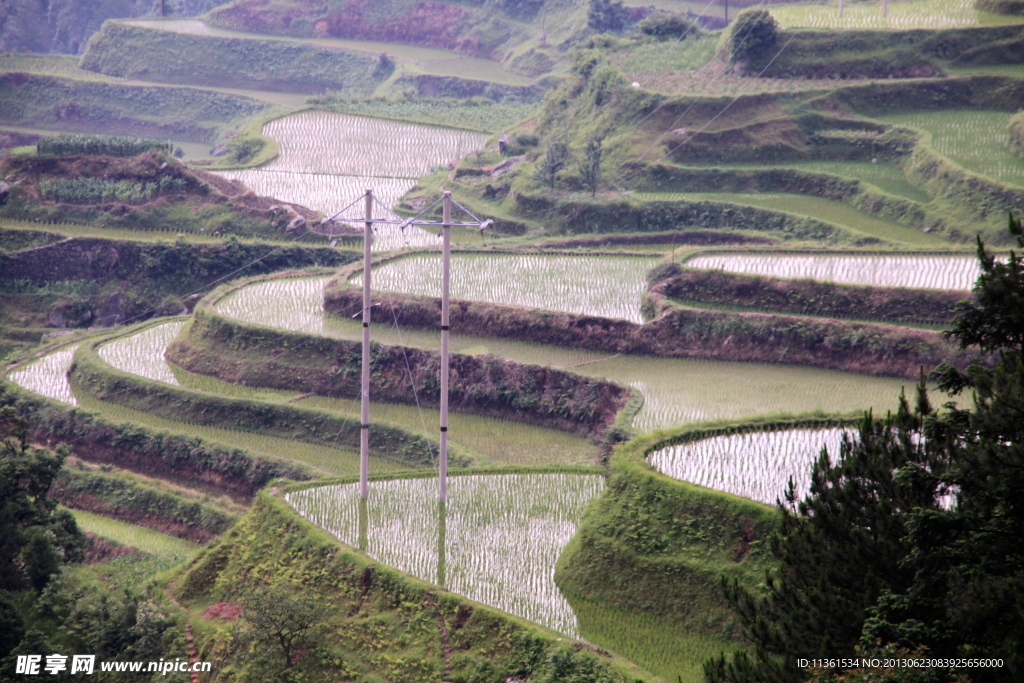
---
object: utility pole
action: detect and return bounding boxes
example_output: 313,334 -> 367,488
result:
839,0 -> 844,17
882,0 -> 888,17
439,191 -> 451,503
360,188 -> 372,500
724,0 -> 728,22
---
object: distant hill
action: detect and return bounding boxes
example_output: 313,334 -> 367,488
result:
0,0 -> 229,54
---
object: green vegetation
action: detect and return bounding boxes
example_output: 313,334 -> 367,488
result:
71,337 -> 453,469
634,192 -> 943,246
37,134 -> 174,157
54,457 -> 243,543
0,0 -> 223,54
38,176 -> 189,204
0,381 -> 312,497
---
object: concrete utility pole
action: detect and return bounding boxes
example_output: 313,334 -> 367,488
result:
360,189 -> 372,500
882,0 -> 888,17
839,0 -> 844,17
439,191 -> 451,503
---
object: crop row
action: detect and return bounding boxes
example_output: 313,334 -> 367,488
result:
769,0 -> 1020,29
287,473 -> 604,638
684,252 -> 980,290
38,133 -> 173,157
39,176 -> 189,204
355,253 -> 655,323
648,427 -> 850,505
260,111 -> 488,178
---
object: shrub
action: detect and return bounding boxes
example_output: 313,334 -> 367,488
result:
729,9 -> 778,71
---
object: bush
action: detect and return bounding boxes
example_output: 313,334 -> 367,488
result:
729,8 -> 778,70
638,11 -> 698,39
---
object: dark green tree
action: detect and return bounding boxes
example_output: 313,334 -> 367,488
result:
536,141 -> 571,190
587,0 -> 630,32
0,407 -> 86,595
578,137 -> 604,197
239,586 -> 330,677
728,9 -> 778,71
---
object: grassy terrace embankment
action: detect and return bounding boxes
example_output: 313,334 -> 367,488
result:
0,379 -> 311,500
0,151 -> 329,237
70,330 -> 455,468
168,293 -> 630,441
324,266 -> 971,379
52,458 -> 244,544
658,266 -> 969,326
176,490 -> 654,682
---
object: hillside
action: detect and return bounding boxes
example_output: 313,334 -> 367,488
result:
3,1 -> 1024,681
0,0 -> 229,54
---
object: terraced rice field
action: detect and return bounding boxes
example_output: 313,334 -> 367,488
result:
355,253 -> 656,323
98,321 -> 185,385
636,192 -> 946,246
684,252 -> 979,290
68,508 -> 200,557
769,0 -> 1022,29
649,427 -> 850,504
570,355 -> 910,433
215,276 -> 335,335
288,473 -> 604,637
878,111 -> 1024,187
217,111 -> 486,251
219,275 -> 918,433
7,344 -> 79,405
301,396 -> 599,467
779,161 -> 933,203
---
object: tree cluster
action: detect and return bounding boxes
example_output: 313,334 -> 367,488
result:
706,215 -> 1024,683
